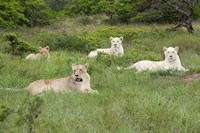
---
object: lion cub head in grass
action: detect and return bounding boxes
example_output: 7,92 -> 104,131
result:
25,46 -> 50,60
27,63 -> 98,95
39,46 -> 50,59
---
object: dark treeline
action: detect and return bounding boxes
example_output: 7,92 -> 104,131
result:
0,0 -> 200,32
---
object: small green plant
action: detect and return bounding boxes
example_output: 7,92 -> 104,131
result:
3,33 -> 37,59
16,40 -> 38,58
3,33 -> 18,59
0,94 -> 44,133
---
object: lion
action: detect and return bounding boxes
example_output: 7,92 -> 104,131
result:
88,36 -> 124,58
26,63 -> 98,95
25,46 -> 50,60
124,47 -> 189,72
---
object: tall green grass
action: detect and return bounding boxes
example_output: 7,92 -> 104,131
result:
0,17 -> 200,132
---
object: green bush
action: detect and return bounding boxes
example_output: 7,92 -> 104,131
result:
0,0 -> 29,28
78,26 -> 150,52
35,33 -> 84,52
3,33 -> 37,59
22,0 -> 55,26
77,15 -> 97,25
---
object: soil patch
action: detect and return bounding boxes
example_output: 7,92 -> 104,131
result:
183,73 -> 200,83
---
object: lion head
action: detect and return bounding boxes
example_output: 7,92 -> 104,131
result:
163,46 -> 179,62
39,46 -> 50,59
72,63 -> 89,82
110,36 -> 123,49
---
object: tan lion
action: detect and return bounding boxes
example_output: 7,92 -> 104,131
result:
26,63 -> 98,95
25,46 -> 50,60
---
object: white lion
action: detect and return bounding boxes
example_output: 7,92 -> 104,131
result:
26,63 -> 98,95
88,36 -> 124,58
124,47 -> 189,72
25,46 -> 50,60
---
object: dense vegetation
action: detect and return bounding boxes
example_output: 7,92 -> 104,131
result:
1,0 -> 200,29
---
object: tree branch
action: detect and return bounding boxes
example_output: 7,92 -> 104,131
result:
164,0 -> 190,16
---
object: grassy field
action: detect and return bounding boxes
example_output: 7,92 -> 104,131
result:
0,16 -> 200,133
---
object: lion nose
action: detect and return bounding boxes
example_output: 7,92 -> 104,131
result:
114,44 -> 117,47
75,75 -> 78,77
169,55 -> 173,58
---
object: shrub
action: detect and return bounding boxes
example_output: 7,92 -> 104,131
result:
35,33 -> 84,52
0,0 -> 29,28
3,33 -> 37,59
78,26 -> 150,52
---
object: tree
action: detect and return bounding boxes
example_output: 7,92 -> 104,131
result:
0,0 -> 29,28
0,95 -> 43,133
19,0 -> 55,26
44,0 -> 69,11
163,0 -> 199,33
64,0 -> 99,16
3,33 -> 18,59
3,33 -> 37,59
131,0 -> 199,33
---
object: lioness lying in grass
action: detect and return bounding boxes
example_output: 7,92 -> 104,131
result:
27,63 -> 98,95
25,46 -> 50,60
88,36 -> 124,58
125,47 -> 189,72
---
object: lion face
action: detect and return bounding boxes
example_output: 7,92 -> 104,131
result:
110,36 -> 123,49
72,63 -> 89,82
163,47 -> 179,62
39,46 -> 49,58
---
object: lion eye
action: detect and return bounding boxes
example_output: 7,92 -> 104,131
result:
80,69 -> 83,71
167,51 -> 169,53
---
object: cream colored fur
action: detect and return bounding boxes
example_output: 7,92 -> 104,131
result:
88,36 -> 124,58
25,46 -> 50,60
26,63 -> 98,95
125,47 -> 188,72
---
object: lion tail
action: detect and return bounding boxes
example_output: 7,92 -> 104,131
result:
0,88 -> 23,91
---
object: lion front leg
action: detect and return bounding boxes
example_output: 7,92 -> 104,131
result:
83,88 -> 99,94
177,66 -> 189,72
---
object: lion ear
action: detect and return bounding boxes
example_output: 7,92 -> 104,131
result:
175,46 -> 179,52
46,46 -> 49,51
119,36 -> 123,41
83,63 -> 89,70
72,64 -> 76,70
163,47 -> 167,52
109,36 -> 113,41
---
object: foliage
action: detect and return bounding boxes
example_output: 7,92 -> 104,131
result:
0,0 -> 55,28
3,33 -> 18,59
0,0 -> 199,29
64,0 -> 99,16
44,0 -> 69,11
64,0 -> 200,27
20,0 -> 55,26
0,0 -> 29,28
0,95 -> 44,133
35,33 -> 84,51
3,33 -> 37,59
78,26 -> 149,52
